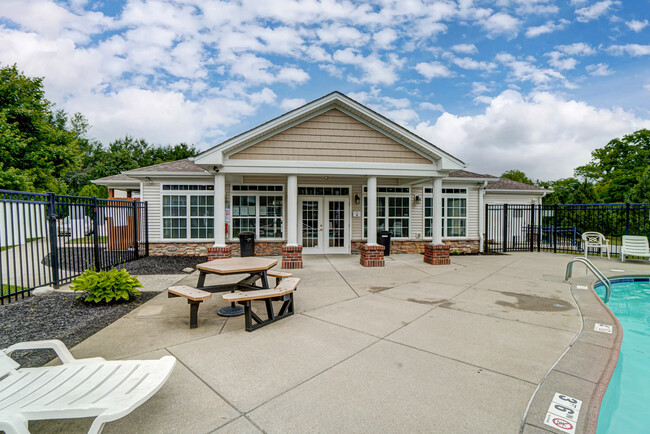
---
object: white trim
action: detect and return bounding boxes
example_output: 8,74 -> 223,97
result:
159,189 -> 216,242
218,160 -> 446,177
362,186 -> 412,241
423,186 -> 470,241
485,189 -> 546,195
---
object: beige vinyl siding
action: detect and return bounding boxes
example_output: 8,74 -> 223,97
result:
465,184 -> 479,239
411,186 -> 424,239
351,183 -> 363,240
142,182 -> 161,241
229,109 -> 431,164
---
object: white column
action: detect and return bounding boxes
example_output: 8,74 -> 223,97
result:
214,174 -> 226,247
432,177 -> 443,245
286,175 -> 298,246
478,181 -> 487,253
367,176 -> 378,245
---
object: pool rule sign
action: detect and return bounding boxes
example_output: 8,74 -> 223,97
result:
543,393 -> 582,434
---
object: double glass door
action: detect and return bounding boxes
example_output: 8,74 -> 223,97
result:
300,197 -> 349,254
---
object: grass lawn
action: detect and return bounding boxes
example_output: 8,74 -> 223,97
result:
1,284 -> 24,296
66,235 -> 108,245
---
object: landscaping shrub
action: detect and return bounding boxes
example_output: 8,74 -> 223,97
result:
71,268 -> 142,303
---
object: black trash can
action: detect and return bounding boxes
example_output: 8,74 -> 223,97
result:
238,231 -> 255,257
377,230 -> 391,256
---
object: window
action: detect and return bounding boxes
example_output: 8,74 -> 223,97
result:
298,187 -> 350,196
363,188 -> 410,238
424,188 -> 467,238
163,190 -> 214,239
232,186 -> 284,239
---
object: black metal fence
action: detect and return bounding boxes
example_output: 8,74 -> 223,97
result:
485,203 -> 650,255
0,190 -> 149,304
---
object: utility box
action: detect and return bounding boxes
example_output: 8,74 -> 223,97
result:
377,230 -> 391,256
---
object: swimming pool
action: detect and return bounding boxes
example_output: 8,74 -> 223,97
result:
594,277 -> 650,433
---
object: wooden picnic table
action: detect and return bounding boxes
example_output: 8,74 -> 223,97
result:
195,257 -> 278,317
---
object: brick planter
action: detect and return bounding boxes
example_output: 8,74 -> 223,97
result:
360,244 -> 385,267
282,245 -> 303,269
424,244 -> 450,265
207,245 -> 233,260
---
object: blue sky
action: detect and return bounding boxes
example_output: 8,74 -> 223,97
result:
1,0 -> 649,180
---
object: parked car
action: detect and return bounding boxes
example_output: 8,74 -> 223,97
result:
58,216 -> 93,237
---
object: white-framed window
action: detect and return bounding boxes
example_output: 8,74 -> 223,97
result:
162,184 -> 215,240
424,187 -> 468,238
363,187 -> 410,238
231,185 -> 284,240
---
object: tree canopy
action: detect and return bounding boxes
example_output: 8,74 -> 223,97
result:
0,64 -> 197,196
501,169 -> 534,185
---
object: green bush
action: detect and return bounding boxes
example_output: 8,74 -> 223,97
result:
71,268 -> 142,303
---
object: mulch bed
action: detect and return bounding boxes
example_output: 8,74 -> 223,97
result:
0,292 -> 157,368
121,256 -> 205,275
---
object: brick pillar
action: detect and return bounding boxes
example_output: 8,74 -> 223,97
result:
424,244 -> 450,265
360,244 -> 385,267
282,245 -> 303,269
207,245 -> 232,260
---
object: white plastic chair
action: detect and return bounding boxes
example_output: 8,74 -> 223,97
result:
0,340 -> 176,434
621,235 -> 650,263
581,231 -> 610,259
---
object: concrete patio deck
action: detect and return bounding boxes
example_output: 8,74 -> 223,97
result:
30,252 -> 650,433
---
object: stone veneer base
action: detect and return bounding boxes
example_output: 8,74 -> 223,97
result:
424,243 -> 451,265
282,245 -> 303,269
360,244 -> 385,267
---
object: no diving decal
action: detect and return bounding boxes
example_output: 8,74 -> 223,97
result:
543,393 -> 582,434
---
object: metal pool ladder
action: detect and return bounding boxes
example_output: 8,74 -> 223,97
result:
565,257 -> 612,303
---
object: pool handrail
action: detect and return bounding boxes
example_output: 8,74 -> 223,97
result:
565,257 -> 612,303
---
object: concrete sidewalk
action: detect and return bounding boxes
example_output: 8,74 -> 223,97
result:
29,253 -> 649,433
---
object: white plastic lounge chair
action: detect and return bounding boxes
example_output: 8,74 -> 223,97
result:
0,340 -> 176,434
621,235 -> 650,263
581,231 -> 610,259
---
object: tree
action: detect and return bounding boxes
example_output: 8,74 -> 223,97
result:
501,169 -> 534,185
539,178 -> 600,204
576,129 -> 650,203
0,64 -> 81,192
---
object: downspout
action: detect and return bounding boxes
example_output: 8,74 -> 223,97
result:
478,181 -> 488,253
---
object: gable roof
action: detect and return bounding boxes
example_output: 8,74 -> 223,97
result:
122,159 -> 211,177
92,173 -> 140,187
485,178 -> 547,192
447,170 -> 497,180
193,91 -> 466,171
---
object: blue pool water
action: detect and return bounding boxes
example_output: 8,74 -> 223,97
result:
595,277 -> 650,433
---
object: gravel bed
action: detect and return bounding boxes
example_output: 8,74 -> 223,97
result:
0,292 -> 157,368
120,255 -> 205,275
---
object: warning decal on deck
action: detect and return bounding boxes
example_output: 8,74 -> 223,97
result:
576,285 -> 588,290
594,323 -> 613,334
544,393 -> 582,434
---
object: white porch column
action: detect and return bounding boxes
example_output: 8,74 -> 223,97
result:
286,175 -> 298,246
432,177 -> 443,245
214,173 -> 226,247
367,176 -> 378,245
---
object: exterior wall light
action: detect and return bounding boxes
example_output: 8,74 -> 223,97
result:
354,194 -> 361,204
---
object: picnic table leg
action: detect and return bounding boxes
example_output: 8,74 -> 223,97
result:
197,271 -> 207,288
260,271 -> 269,289
188,300 -> 202,329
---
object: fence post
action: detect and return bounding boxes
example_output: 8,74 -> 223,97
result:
537,205 -> 541,252
502,204 -> 508,253
92,197 -> 101,271
47,193 -> 60,288
484,203 -> 489,253
553,203 -> 558,254
625,202 -> 630,235
132,200 -> 139,259
529,204 -> 535,252
144,201 -> 149,257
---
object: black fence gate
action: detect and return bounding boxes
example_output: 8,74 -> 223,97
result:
0,190 -> 149,304
485,203 -> 650,255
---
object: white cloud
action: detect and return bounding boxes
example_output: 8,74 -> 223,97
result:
413,90 -> 650,179
496,53 -> 567,86
586,63 -> 613,76
644,84 -> 650,91
482,12 -> 521,37
451,44 -> 478,54
525,20 -> 569,38
280,98 -> 306,110
626,19 -> 649,32
608,44 -> 650,56
471,82 -> 491,95
373,28 -> 397,49
450,56 -> 498,71
545,52 -> 578,70
332,49 -> 400,84
419,102 -> 444,111
556,42 -> 595,56
415,62 -> 454,80
575,0 -> 620,23
317,24 -> 369,47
